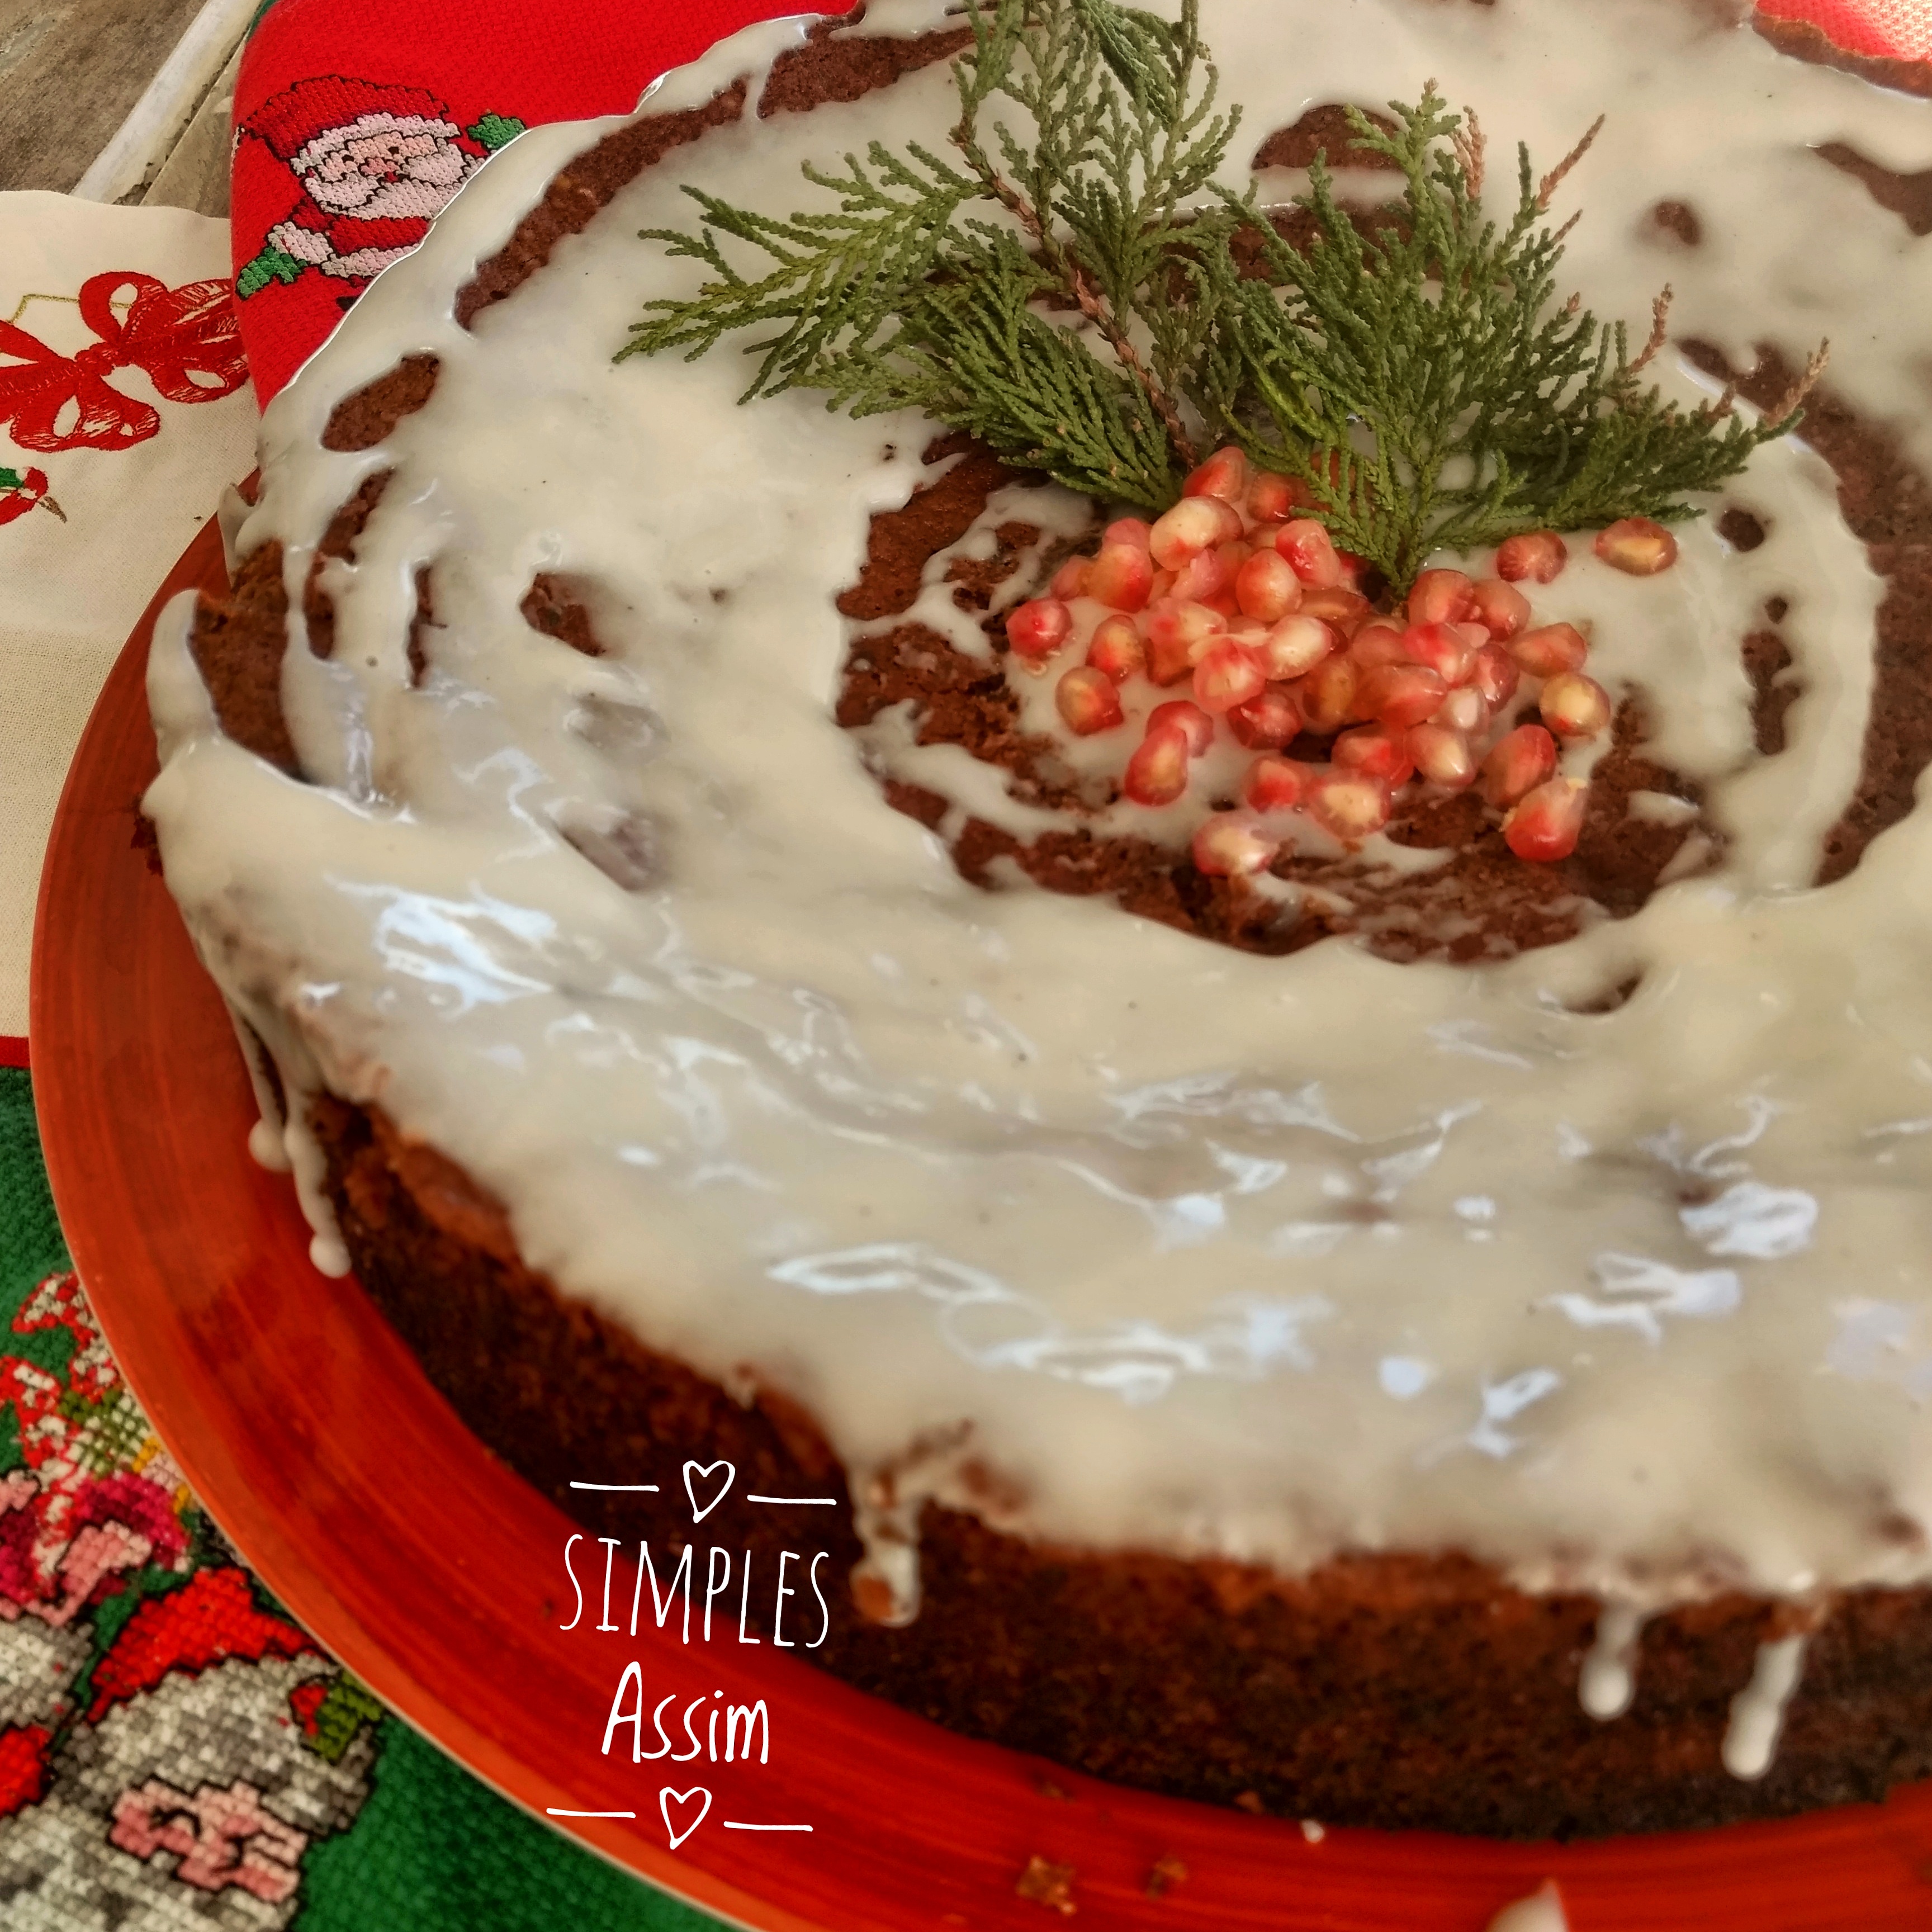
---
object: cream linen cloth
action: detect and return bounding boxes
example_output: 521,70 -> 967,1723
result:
1,192 -> 258,1038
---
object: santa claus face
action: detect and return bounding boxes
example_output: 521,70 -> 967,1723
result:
304,126 -> 471,220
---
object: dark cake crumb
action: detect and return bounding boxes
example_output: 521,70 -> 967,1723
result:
1015,1854 -> 1078,1915
1816,141 -> 1932,237
1717,505 -> 1767,551
1144,1853 -> 1188,1898
759,16 -> 972,118
520,572 -> 606,656
1742,627 -> 1800,755
1683,338 -> 1932,885
321,353 -> 440,452
1649,198 -> 1702,245
406,565 -> 437,684
1253,104 -> 1399,170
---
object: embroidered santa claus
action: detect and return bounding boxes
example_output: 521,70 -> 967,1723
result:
236,77 -> 523,297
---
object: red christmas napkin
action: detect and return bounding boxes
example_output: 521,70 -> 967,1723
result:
228,0 -> 818,403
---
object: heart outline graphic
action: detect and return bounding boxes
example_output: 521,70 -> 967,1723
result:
660,1785 -> 712,1850
683,1459 -> 735,1523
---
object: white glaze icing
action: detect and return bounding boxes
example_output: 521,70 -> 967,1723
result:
1487,1881 -> 1569,1932
1721,1632 -> 1809,1778
1579,1601 -> 1646,1720
144,0 -> 1932,1647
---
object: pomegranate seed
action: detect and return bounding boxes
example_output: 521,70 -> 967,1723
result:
1228,685 -> 1303,749
1360,662 -> 1448,730
1298,654 -> 1362,733
1334,550 -> 1371,590
1433,683 -> 1489,735
1495,531 -> 1568,584
1246,471 -> 1305,524
1257,614 -> 1336,680
1006,596 -> 1073,664
1150,496 -> 1234,568
1088,543 -> 1154,612
1540,670 -> 1613,741
1351,623 -> 1410,669
1595,517 -> 1678,576
1183,446 -> 1251,504
1055,666 -> 1125,735
1145,600 -> 1225,684
1276,519 -> 1346,587
1104,517 -> 1153,551
1307,773 -> 1392,842
1086,615 -> 1145,683
1400,621 -> 1476,685
1148,568 -> 1176,602
1123,728 -> 1193,806
1504,776 -> 1588,863
1334,724 -> 1416,787
1469,577 -> 1530,641
1146,700 -> 1215,756
1217,537 -> 1252,570
1171,547 -> 1232,605
1052,556 -> 1092,600
1194,639 -> 1268,713
1407,568 -> 1476,626
1235,549 -> 1302,622
1467,642 -> 1520,711
1298,586 -> 1371,635
1481,723 -> 1559,808
1407,723 -> 1477,789
1243,754 -> 1311,811
1192,809 -> 1279,878
1509,622 -> 1589,678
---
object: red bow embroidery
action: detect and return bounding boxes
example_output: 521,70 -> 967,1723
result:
0,272 -> 247,454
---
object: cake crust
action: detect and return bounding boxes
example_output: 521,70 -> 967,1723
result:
311,1091 -> 1932,1838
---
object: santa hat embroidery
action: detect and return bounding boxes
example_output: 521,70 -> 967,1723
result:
243,76 -> 463,175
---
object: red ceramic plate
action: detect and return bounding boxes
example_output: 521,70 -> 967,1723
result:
30,525 -> 1932,1930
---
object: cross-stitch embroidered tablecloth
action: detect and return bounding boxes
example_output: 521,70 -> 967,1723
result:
1,0 -> 1927,1924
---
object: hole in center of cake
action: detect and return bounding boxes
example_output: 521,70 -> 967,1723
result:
836,437 -> 1731,965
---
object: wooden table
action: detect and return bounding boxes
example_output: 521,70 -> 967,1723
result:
0,0 -> 248,212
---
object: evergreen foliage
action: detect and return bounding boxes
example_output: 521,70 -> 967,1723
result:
619,0 -> 1823,590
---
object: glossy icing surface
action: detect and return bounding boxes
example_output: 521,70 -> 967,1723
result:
146,0 -> 1932,1612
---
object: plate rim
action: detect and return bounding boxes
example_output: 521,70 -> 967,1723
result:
26,522 -> 1932,1932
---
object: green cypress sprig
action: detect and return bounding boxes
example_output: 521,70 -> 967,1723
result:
1192,89 -> 1825,586
618,0 -> 1239,509
617,0 -> 1825,589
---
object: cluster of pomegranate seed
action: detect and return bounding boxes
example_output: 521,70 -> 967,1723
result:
1002,445 -> 1679,880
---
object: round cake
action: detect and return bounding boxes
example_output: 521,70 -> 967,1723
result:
145,0 -> 1932,1836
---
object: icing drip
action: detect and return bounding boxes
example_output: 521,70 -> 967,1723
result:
1721,1632 -> 1808,1780
1579,1602 -> 1646,1720
849,1499 -> 923,1630
1487,1882 -> 1569,1932
143,0 -> 1932,1606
